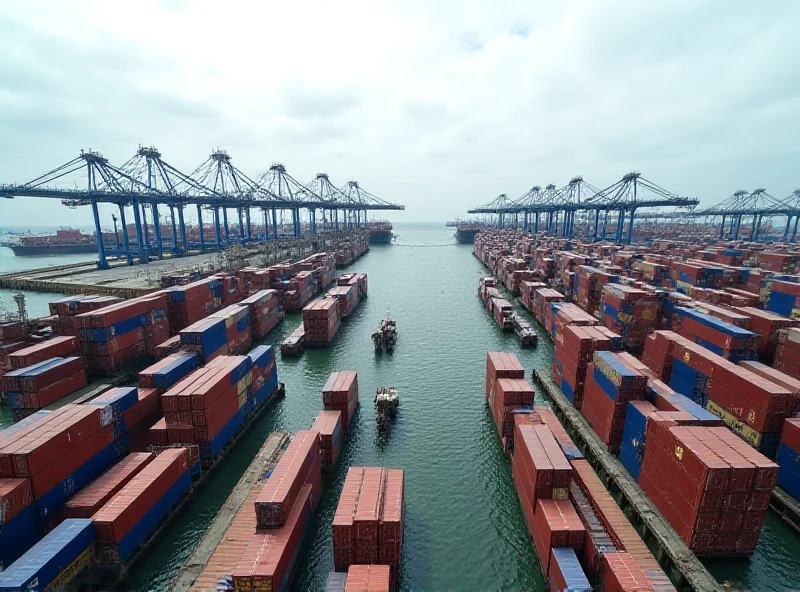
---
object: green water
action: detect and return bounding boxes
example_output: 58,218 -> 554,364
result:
6,224 -> 798,591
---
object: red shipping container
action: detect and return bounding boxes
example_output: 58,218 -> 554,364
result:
232,485 -> 312,591
532,499 -> 585,575
93,447 -> 189,542
0,477 -> 33,524
8,337 -> 78,369
255,430 -> 320,528
63,452 -> 155,518
603,552 -> 653,592
345,564 -> 392,592
149,418 -> 169,447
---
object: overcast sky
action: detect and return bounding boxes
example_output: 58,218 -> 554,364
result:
1,0 -> 799,228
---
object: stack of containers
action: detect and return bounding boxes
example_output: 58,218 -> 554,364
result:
602,553 -> 654,591
314,410 -> 343,468
690,302 -> 750,328
735,307 -> 798,362
672,307 -> 758,362
331,466 -> 404,587
154,335 -> 181,359
2,357 -> 87,417
580,352 -> 647,453
532,499 -> 586,579
533,289 -> 564,326
489,297 -> 514,330
758,252 -> 800,273
576,266 -> 618,316
93,447 -> 191,564
342,565 -> 393,592
0,403 -> 129,555
485,352 -> 529,451
49,295 -> 122,336
7,336 -> 79,370
76,294 -> 169,373
777,419 -> 800,499
645,331 -> 794,458
124,388 -> 163,453
234,431 -> 320,590
303,299 -> 341,346
639,420 -> 779,555
618,400 -> 658,481
179,317 -> 228,362
240,289 -> 282,339
323,372 -> 359,433
207,304 -> 252,355
0,321 -> 23,342
511,420 -> 573,536
161,356 -> 256,464
283,270 -> 314,311
326,285 -> 359,318
0,518 -> 94,591
738,360 -> 800,414
249,345 -> 279,403
62,452 -> 154,518
725,288 -> 760,307
552,326 -> 615,409
599,284 -> 657,349
552,303 -> 598,344
519,280 -> 547,312
138,352 -> 200,391
775,327 -> 800,378
164,276 -> 223,333
338,272 -> 368,302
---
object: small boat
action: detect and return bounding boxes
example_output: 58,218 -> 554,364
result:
375,387 -> 399,432
372,315 -> 397,353
513,315 -> 538,347
280,325 -> 306,356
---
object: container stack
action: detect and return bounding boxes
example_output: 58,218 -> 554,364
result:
576,266 -> 618,316
154,335 -> 182,359
511,421 -> 573,535
672,307 -> 758,362
234,431 -> 320,590
179,317 -> 228,362
639,421 -> 779,555
580,351 -> 647,453
777,418 -> 800,499
533,289 -> 564,326
758,252 -> 800,273
552,303 -> 598,344
338,272 -> 369,301
164,276 -> 223,334
2,357 -> 87,417
7,336 -> 79,370
240,289 -> 282,339
207,304 -> 252,355
62,452 -> 155,518
322,371 -> 359,433
0,404 -> 129,565
123,387 -> 163,453
161,356 -> 260,464
331,466 -> 404,588
76,294 -> 169,373
553,326 -> 616,409
326,285 -> 359,318
531,499 -> 586,579
283,270 -> 314,311
485,352 -> 530,451
49,295 -> 122,336
314,410 -> 343,469
519,280 -> 547,312
93,447 -> 192,564
138,352 -> 201,391
734,307 -> 798,362
775,327 -> 800,378
249,345 -> 279,403
599,284 -> 657,349
342,564 -> 393,592
0,518 -> 94,592
303,299 -> 341,346
548,547 -> 592,592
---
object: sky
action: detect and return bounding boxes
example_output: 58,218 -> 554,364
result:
1,0 -> 799,228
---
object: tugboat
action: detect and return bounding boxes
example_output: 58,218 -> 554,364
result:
371,315 -> 398,353
513,315 -> 538,347
375,386 -> 399,433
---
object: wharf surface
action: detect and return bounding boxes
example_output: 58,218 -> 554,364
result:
0,232 -> 361,297
166,430 -> 291,592
533,368 -> 722,592
770,486 -> 800,535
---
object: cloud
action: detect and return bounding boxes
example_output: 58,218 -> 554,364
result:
0,0 -> 799,227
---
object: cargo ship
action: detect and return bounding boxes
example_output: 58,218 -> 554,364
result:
2,228 -> 109,256
367,222 -> 394,244
455,222 -> 492,244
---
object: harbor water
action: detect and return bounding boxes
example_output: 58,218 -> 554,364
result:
2,224 -> 799,590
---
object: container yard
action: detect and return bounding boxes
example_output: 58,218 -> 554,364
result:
0,223 -> 799,591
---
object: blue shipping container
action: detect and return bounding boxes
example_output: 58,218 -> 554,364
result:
549,547 -> 592,592
777,444 -> 800,499
0,519 -> 93,591
0,504 -> 39,570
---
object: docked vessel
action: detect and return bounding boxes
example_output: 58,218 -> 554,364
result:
371,315 -> 397,353
455,222 -> 492,244
3,229 -> 108,256
367,222 -> 394,244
